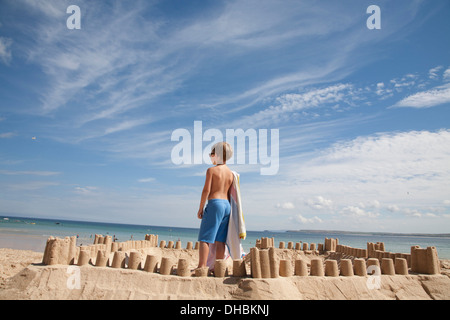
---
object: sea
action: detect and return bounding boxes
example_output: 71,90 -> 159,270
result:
1,216 -> 449,259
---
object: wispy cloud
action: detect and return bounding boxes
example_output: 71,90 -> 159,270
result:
392,83 -> 450,108
0,37 -> 13,65
233,83 -> 357,127
73,186 -> 98,195
0,170 -> 61,176
14,0 -> 179,119
443,67 -> 450,81
292,214 -> 323,225
7,181 -> 60,191
0,132 -> 16,139
137,177 -> 156,183
429,66 -> 443,80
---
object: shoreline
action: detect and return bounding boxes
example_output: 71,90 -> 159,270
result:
3,215 -> 450,238
0,232 -> 48,253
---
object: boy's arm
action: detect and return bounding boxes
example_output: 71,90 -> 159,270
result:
197,168 -> 212,219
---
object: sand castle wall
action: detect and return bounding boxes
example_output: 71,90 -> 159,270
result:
42,234 -> 197,266
41,234 -> 442,278
250,237 -> 441,277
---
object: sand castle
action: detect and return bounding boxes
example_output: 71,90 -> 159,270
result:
41,234 -> 442,279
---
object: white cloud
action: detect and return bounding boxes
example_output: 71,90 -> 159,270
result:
444,68 -> 450,81
306,196 -> 333,210
0,37 -> 12,65
428,66 -> 443,80
74,186 -> 98,195
279,129 -> 450,222
392,83 -> 450,108
0,132 -> 16,139
276,202 -> 295,210
375,82 -> 385,95
390,74 -> 418,91
235,83 -> 356,126
294,214 -> 323,224
104,118 -> 153,136
138,178 -> 156,183
402,208 -> 422,218
340,206 -> 379,218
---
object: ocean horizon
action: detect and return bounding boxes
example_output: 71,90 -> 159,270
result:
1,215 -> 449,259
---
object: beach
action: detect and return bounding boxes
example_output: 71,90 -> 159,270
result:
1,232 -> 450,301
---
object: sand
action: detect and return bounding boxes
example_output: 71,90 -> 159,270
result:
1,247 -> 450,300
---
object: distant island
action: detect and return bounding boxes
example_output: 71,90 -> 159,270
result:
284,229 -> 450,238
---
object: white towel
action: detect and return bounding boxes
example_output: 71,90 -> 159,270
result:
226,171 -> 246,260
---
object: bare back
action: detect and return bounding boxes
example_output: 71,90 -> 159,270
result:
208,165 -> 234,200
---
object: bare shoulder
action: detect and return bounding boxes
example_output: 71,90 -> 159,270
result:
209,165 -> 233,179
226,166 -> 234,178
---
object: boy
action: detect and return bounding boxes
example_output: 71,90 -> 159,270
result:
197,141 -> 234,269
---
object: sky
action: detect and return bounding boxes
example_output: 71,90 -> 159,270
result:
0,0 -> 449,233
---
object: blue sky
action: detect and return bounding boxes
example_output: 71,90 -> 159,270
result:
0,0 -> 449,232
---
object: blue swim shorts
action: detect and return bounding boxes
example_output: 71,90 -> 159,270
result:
198,199 -> 231,244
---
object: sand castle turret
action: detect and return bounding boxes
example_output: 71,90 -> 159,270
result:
95,250 -> 108,267
325,260 -> 339,277
294,259 -> 308,276
340,259 -> 354,276
176,258 -> 190,277
233,259 -> 247,277
143,255 -> 158,273
159,257 -> 174,275
324,238 -> 337,252
279,259 -> 292,277
310,259 -> 324,276
395,258 -> 408,275
42,236 -> 77,265
77,249 -> 91,266
381,258 -> 395,275
128,251 -> 142,270
111,251 -> 126,268
411,246 -> 440,274
353,258 -> 367,276
259,249 -> 270,278
214,259 -> 228,277
250,247 -> 261,278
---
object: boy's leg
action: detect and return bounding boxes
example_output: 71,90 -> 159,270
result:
215,241 -> 225,260
198,241 -> 209,268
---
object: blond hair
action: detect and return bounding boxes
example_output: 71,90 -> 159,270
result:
211,142 -> 233,164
